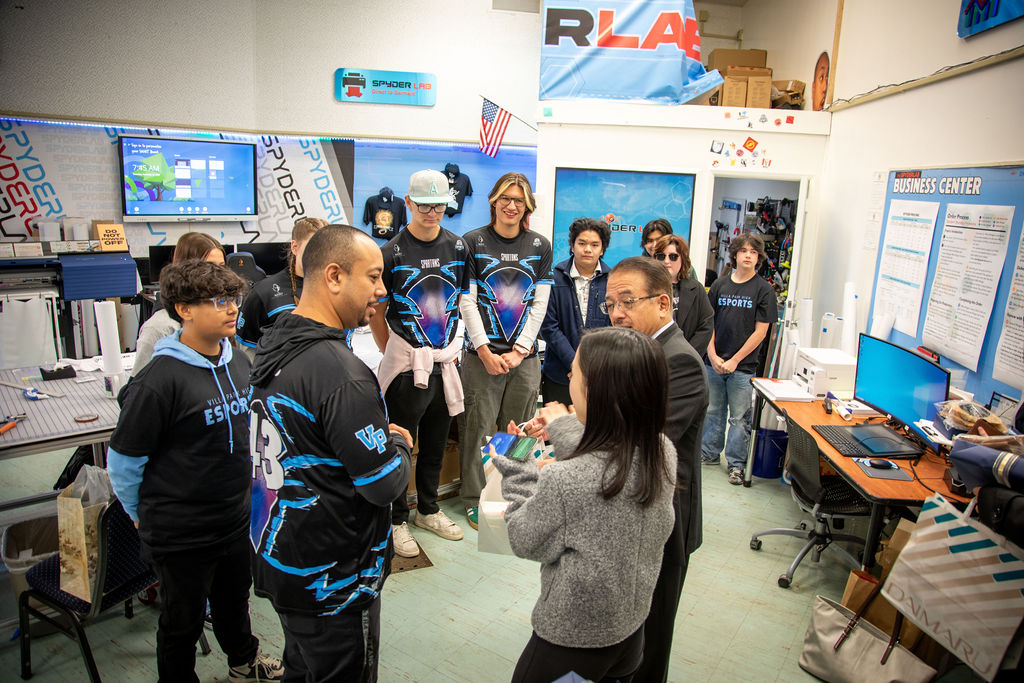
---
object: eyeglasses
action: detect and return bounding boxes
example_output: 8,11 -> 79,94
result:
496,195 -> 526,208
599,294 -> 660,315
414,202 -> 447,215
202,295 -> 243,311
654,252 -> 680,262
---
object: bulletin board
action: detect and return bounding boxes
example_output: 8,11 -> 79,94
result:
868,164 -> 1024,404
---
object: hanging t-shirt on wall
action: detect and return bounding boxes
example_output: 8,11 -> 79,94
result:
363,187 -> 408,240
443,163 -> 473,217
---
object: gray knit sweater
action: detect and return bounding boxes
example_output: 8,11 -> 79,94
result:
492,415 -> 676,648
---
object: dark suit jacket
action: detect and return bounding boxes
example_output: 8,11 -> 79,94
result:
655,322 -> 710,565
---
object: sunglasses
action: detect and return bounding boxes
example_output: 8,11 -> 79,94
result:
654,252 -> 680,262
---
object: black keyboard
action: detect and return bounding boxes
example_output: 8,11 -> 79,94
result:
813,424 -> 875,456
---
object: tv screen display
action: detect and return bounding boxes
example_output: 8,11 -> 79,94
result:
119,136 -> 258,222
552,167 -> 695,267
854,334 -> 950,441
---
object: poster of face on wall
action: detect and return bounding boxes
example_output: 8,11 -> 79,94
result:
552,167 -> 695,267
812,50 -> 830,111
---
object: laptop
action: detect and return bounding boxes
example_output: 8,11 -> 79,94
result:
812,423 -> 923,459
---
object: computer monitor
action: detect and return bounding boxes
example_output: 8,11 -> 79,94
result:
235,242 -> 289,276
854,334 -> 950,442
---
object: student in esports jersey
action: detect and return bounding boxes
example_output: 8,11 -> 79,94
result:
702,233 -> 776,485
371,169 -> 470,559
236,217 -> 327,352
106,260 -> 283,683
458,172 -> 553,529
248,225 -> 412,681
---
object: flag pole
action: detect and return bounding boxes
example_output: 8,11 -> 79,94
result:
479,95 -> 538,131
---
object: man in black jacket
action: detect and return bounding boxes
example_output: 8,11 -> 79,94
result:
604,256 -> 710,682
248,224 -> 413,681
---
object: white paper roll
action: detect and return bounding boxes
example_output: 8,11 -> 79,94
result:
36,221 -> 61,242
779,340 -> 799,380
71,222 -> 90,241
93,300 -> 124,375
869,312 -> 895,340
797,297 -> 813,348
840,282 -> 858,355
818,312 -> 837,348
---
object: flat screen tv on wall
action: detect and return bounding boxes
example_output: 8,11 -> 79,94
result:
118,136 -> 258,222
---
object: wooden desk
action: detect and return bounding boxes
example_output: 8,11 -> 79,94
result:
766,397 -> 968,567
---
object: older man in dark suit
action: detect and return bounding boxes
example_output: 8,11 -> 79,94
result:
604,256 -> 710,682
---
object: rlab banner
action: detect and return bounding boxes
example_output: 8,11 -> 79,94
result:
540,0 -> 722,104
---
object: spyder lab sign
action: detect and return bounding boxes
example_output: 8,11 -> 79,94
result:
334,69 -> 437,106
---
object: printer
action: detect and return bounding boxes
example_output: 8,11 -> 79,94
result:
792,347 -> 856,398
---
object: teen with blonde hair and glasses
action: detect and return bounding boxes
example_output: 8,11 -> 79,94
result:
458,172 -> 553,530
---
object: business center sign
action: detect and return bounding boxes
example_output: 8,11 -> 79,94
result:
334,69 -> 436,106
540,0 -> 722,103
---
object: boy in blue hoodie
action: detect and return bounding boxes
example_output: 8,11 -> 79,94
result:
107,259 -> 283,683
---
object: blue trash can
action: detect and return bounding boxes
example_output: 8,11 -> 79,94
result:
753,428 -> 788,479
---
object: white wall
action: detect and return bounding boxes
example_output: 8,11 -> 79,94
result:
812,0 -> 1024,334
1,0 -> 541,145
692,1 -> 744,57
740,0 -> 839,92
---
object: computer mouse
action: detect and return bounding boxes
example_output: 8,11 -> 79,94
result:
868,458 -> 893,469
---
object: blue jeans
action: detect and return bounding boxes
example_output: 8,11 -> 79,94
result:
701,366 -> 754,469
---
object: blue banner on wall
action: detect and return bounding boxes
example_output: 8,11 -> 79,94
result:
958,0 -> 1024,37
552,167 -> 694,267
334,69 -> 437,106
540,0 -> 722,103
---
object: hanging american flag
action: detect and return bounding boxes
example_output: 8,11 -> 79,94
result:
479,98 -> 511,157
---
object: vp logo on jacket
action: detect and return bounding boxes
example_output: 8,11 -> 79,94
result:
356,425 -> 388,453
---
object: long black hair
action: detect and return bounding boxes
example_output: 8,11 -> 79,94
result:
568,326 -> 671,506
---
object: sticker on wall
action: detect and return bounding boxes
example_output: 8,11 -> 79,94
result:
743,137 -> 758,152
786,115 -> 795,124
710,140 -> 725,154
334,69 -> 437,106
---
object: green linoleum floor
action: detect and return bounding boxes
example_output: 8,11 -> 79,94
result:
0,452 -> 858,682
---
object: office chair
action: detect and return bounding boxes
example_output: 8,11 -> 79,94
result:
18,499 -> 211,682
750,414 -> 872,588
227,251 -> 267,290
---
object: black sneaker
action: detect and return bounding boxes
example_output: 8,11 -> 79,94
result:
228,652 -> 284,681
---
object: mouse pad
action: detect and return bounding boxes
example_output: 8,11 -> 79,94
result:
853,459 -> 912,480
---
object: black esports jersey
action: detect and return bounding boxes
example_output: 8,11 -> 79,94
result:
462,226 -> 554,356
248,314 -> 411,616
380,228 -> 469,349
237,268 -> 299,349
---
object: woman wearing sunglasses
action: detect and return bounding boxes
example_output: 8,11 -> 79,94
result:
653,234 -> 713,357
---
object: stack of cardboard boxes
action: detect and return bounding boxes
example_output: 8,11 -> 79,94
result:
702,48 -> 805,109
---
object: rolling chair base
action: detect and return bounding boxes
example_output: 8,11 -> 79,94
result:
750,519 -> 864,589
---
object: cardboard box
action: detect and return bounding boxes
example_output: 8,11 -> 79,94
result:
722,67 -> 773,108
694,85 -> 721,106
707,48 -> 767,73
721,77 -> 747,106
772,79 -> 806,108
747,75 -> 773,108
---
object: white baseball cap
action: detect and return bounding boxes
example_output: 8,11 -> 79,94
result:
408,169 -> 454,204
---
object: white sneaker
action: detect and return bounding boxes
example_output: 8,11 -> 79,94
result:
414,510 -> 464,541
392,523 -> 420,557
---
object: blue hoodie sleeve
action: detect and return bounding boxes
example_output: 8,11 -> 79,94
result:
106,448 -> 148,522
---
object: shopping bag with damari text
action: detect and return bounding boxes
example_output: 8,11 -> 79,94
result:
882,494 -> 1024,681
57,465 -> 113,602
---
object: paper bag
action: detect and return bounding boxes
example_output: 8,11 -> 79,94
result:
842,569 -> 925,650
57,466 -> 113,602
882,494 -> 1024,681
476,436 -> 551,556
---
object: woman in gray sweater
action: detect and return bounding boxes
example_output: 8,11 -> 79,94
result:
492,326 -> 676,683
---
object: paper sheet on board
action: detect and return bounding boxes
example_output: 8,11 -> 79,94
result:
993,230 -> 1024,390
874,199 -> 940,335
